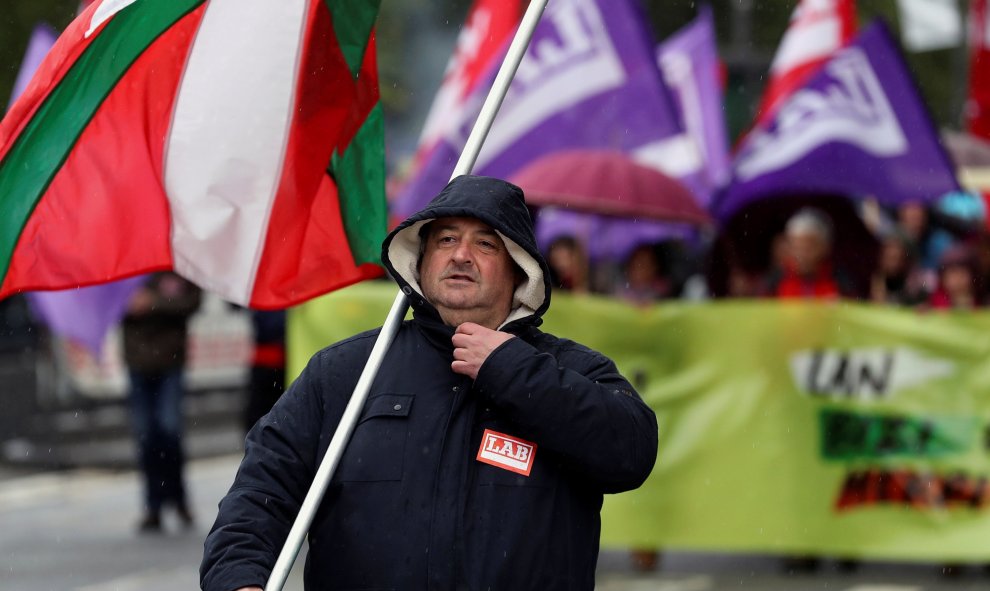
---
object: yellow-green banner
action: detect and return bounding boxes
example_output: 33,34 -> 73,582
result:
289,282 -> 990,561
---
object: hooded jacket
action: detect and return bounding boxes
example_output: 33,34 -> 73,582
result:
201,176 -> 658,591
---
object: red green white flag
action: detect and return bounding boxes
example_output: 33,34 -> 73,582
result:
0,0 -> 386,309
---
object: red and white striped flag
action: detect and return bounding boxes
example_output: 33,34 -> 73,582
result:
0,0 -> 386,309
755,0 -> 857,124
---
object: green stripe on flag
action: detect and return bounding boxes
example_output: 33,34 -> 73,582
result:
324,0 -> 381,78
331,103 -> 386,266
0,0 -> 205,285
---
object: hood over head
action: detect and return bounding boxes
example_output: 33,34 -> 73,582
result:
382,175 -> 551,328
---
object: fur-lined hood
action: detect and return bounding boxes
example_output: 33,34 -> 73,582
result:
381,175 -> 551,329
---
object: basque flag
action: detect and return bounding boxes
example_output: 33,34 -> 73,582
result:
0,0 -> 386,309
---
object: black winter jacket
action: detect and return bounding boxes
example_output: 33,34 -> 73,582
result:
201,176 -> 658,591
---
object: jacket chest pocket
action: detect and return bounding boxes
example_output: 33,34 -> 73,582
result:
335,393 -> 413,483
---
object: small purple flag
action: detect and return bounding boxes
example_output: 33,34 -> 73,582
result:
394,0 -> 686,217
656,5 -> 730,208
717,20 -> 961,221
29,277 -> 147,355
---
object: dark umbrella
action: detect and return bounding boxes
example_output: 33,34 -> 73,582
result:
510,149 -> 712,225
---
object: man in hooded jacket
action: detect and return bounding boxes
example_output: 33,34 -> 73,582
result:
201,175 -> 659,591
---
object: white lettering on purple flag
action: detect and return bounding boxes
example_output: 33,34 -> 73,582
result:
643,49 -> 705,177
632,134 -> 700,178
735,48 -> 908,181
470,0 -> 624,168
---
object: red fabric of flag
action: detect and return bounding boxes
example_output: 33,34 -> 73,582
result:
755,0 -> 857,125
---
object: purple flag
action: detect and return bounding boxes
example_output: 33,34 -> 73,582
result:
531,5 -> 727,263
717,20 -> 961,221
9,23 -> 145,356
542,4 -> 729,264
656,5 -> 730,208
393,0 -> 686,217
29,277 -> 147,355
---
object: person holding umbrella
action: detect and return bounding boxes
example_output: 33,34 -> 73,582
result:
201,175 -> 658,591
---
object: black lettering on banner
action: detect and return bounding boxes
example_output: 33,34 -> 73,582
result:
803,349 -> 898,399
829,354 -> 852,396
857,352 -> 894,397
819,409 -> 972,461
807,349 -> 825,395
916,420 -> 934,454
876,417 -> 904,455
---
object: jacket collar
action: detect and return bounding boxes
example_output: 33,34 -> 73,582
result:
408,294 -> 540,354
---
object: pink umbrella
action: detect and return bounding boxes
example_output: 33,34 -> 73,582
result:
535,206 -> 694,261
510,149 -> 711,225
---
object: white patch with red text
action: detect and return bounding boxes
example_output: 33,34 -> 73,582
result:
476,429 -> 537,476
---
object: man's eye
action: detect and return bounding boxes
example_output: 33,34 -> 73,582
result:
439,236 -> 456,244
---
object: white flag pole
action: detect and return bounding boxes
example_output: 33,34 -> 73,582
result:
264,1 -> 550,589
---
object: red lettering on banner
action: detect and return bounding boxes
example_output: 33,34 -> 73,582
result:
835,468 -> 990,511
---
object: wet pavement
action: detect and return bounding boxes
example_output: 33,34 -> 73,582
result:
0,454 -> 987,590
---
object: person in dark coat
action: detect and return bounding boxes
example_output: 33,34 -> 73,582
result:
200,175 -> 659,591
122,271 -> 201,532
242,309 -> 287,433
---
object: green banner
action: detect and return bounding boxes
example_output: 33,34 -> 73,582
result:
288,282 -> 990,561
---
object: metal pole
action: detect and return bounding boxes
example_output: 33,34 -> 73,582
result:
264,0 -> 551,588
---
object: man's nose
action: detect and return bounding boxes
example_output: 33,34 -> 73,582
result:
452,241 -> 473,263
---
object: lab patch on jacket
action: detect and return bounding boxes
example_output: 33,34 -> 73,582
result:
477,429 -> 537,476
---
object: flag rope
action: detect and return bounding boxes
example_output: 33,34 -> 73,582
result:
264,0 -> 551,588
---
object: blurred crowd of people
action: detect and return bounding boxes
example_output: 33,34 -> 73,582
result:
544,233 -> 688,303
540,196 -> 990,312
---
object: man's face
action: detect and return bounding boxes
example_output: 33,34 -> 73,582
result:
419,217 -> 517,329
